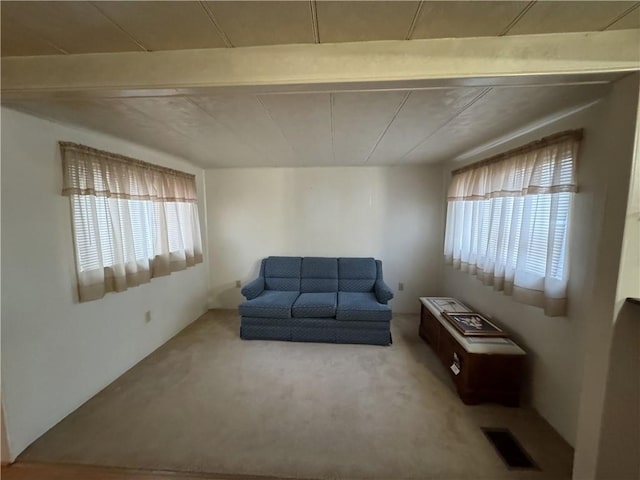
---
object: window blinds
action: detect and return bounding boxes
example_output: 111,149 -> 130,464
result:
61,142 -> 203,302
443,130 -> 581,317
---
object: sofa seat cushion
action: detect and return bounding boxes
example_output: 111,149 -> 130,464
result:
292,292 -> 337,318
239,291 -> 300,319
336,292 -> 392,322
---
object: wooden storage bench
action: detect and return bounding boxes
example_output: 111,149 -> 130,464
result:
419,297 -> 526,407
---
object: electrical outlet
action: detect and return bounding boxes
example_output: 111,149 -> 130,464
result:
398,282 -> 404,291
145,310 -> 152,323
235,280 -> 241,288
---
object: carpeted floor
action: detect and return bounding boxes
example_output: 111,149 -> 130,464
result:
19,310 -> 573,479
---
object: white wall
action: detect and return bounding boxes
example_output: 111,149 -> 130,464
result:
205,166 -> 443,314
1,399 -> 9,464
438,78 -> 640,447
0,107 -> 209,460
572,74 -> 640,479
591,75 -> 640,480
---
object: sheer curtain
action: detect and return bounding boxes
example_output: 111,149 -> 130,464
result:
443,131 -> 581,316
61,142 -> 203,302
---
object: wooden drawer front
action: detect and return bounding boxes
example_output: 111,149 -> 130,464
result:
420,304 -> 441,348
439,331 -> 468,386
466,354 -> 524,392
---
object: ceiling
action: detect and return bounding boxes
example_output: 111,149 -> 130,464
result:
1,1 -> 633,168
1,1 -> 639,56
4,82 -> 611,168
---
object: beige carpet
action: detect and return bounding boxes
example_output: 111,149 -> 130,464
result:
19,310 -> 573,479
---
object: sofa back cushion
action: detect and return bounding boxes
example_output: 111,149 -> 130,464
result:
300,257 -> 338,293
338,257 -> 377,292
264,256 -> 301,291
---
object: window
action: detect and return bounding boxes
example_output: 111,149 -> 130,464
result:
443,131 -> 581,316
61,142 -> 203,302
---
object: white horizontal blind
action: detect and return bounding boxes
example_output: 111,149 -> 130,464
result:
445,194 -> 571,278
549,192 -> 571,279
443,132 -> 580,316
525,195 -> 552,277
72,195 -> 109,272
128,200 -> 155,262
71,197 -> 173,272
62,142 -> 203,302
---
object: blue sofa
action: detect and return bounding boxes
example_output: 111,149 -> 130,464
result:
239,257 -> 394,346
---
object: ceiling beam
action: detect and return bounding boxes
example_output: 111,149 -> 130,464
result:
2,29 -> 638,99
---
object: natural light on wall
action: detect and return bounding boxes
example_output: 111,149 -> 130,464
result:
444,130 -> 582,317
60,142 -> 203,302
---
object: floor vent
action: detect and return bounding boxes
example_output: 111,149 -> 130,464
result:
482,428 -> 539,470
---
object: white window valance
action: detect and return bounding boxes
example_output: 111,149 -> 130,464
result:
448,132 -> 580,201
444,130 -> 582,317
61,142 -> 198,203
61,142 -> 203,302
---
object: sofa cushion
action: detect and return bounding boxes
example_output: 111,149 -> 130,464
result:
300,257 -> 338,293
338,257 -> 377,292
264,256 -> 301,291
336,292 -> 392,322
239,290 -> 300,319
292,292 -> 337,318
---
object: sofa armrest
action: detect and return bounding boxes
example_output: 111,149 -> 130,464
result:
375,279 -> 394,304
241,277 -> 264,300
